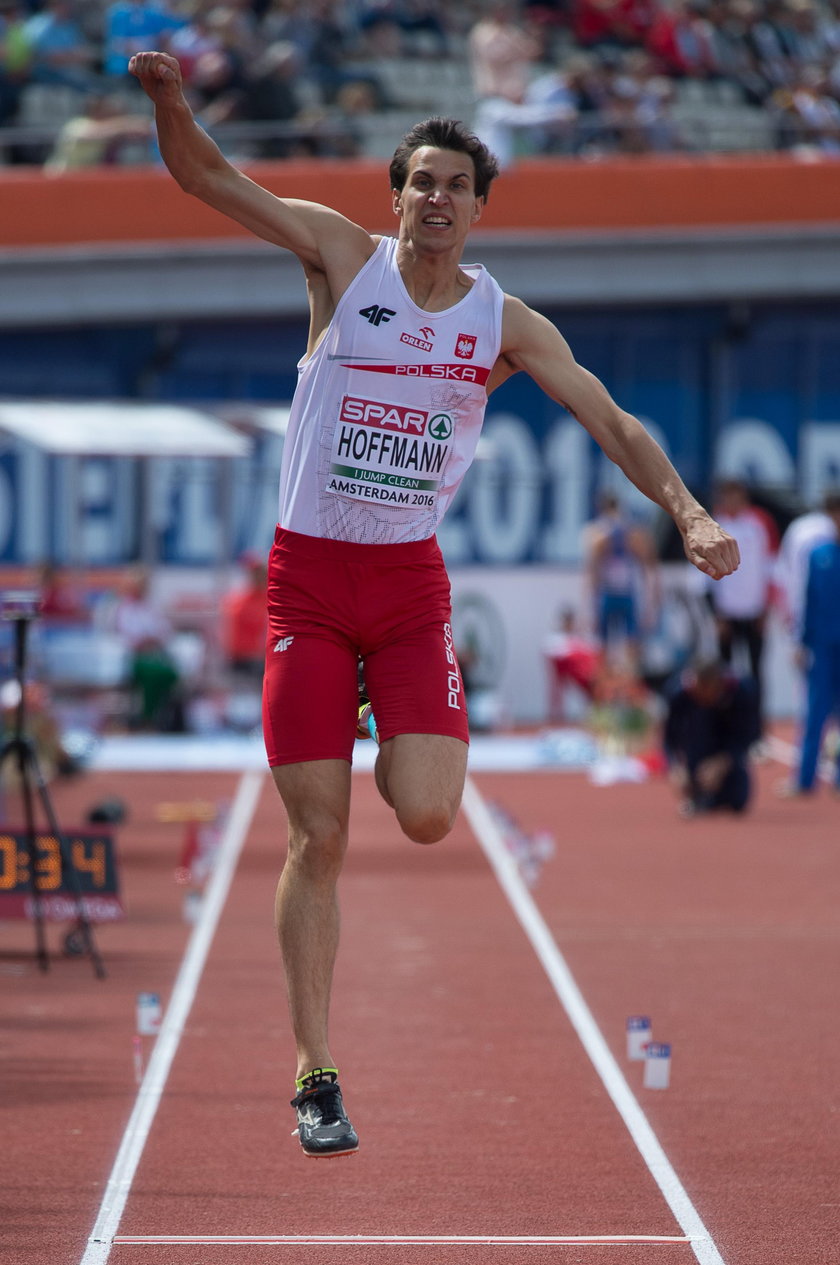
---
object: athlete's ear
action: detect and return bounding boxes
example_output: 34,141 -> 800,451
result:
392,189 -> 403,216
471,196 -> 485,223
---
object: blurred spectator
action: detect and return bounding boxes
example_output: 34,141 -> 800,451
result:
773,490 -> 840,634
572,0 -> 655,53
36,561 -> 89,622
707,478 -> 778,733
5,0 -> 840,166
44,88 -> 152,169
772,64 -> 840,151
99,565 -> 183,730
781,494 -> 840,795
358,0 -> 449,58
469,1 -> 542,102
222,552 -> 267,680
472,54 -> 578,164
542,606 -> 601,722
102,564 -> 170,648
645,0 -> 717,78
167,4 -> 255,111
0,679 -> 83,785
0,0 -> 32,125
584,491 -> 661,670
664,657 -> 761,816
103,0 -> 185,79
23,0 -> 98,92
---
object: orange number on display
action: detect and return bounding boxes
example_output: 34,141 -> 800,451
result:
72,840 -> 107,888
0,835 -> 17,890
35,836 -> 62,891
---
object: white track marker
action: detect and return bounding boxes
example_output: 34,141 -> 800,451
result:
114,1234 -> 695,1246
461,775 -> 727,1265
79,770 -> 264,1265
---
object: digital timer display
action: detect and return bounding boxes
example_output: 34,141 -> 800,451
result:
0,830 -> 122,921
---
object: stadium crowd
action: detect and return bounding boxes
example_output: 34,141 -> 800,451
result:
1,1 -> 840,165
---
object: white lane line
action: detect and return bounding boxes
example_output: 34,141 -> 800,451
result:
113,1234 -> 695,1246
764,732 -> 837,782
460,775 -> 727,1265
79,769 -> 265,1265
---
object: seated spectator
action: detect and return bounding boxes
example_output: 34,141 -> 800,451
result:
772,65 -> 840,152
23,0 -> 98,92
663,658 -> 761,817
469,1 -> 542,106
572,0 -> 655,53
645,0 -> 717,78
0,0 -> 32,125
44,89 -> 153,170
221,551 -> 267,680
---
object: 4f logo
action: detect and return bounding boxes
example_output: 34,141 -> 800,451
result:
274,636 -> 295,653
359,305 -> 396,326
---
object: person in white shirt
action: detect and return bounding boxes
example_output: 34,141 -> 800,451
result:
708,478 -> 778,732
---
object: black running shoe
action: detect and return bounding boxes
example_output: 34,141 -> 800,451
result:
290,1079 -> 359,1158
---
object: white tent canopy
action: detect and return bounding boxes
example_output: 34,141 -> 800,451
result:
0,401 -> 250,457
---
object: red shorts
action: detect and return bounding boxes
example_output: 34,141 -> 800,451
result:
262,527 -> 469,766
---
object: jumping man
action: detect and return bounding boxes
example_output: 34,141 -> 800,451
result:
130,50 -> 741,1158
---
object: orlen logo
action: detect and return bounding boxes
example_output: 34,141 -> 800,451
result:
400,331 -> 433,353
454,333 -> 476,359
443,622 -> 461,710
339,395 -> 427,435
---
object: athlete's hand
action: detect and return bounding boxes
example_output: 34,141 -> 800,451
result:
129,51 -> 184,104
680,514 -> 740,580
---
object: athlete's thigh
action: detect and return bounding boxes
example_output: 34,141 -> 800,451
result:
263,634 -> 359,766
363,621 -> 469,744
380,731 -> 469,820
272,758 -> 352,844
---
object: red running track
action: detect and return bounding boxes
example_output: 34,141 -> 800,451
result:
2,748 -> 838,1265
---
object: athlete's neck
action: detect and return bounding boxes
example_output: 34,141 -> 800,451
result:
396,240 -> 473,312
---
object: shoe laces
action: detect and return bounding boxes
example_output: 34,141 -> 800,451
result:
290,1080 -> 344,1117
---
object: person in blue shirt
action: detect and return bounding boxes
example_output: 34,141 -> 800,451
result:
790,498 -> 840,794
104,0 -> 184,79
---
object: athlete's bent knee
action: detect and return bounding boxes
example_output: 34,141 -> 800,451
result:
396,804 -> 455,846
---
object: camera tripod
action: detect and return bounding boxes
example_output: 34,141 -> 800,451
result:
0,606 -> 106,978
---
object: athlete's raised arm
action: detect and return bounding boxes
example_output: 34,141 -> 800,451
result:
499,297 -> 740,581
129,51 -> 374,283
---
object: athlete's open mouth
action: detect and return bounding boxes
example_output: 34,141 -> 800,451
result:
423,216 -> 451,227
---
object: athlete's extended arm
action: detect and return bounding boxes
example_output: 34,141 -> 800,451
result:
128,51 -> 373,278
501,298 -> 740,580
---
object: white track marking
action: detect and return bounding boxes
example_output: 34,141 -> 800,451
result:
114,1234 -> 695,1246
764,732 -> 837,782
460,775 -> 727,1265
79,769 -> 265,1265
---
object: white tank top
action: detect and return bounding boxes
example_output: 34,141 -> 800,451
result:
278,235 -> 504,543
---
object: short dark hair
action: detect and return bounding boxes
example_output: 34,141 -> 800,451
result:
389,117 -> 500,201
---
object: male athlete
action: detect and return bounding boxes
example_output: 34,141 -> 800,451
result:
130,50 -> 740,1158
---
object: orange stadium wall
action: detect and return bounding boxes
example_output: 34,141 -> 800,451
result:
1,153 -> 839,247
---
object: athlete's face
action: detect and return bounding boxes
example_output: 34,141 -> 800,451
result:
392,147 -> 484,248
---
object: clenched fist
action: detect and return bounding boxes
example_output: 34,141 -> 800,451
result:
129,51 -> 183,104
